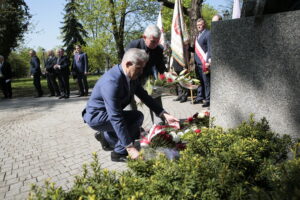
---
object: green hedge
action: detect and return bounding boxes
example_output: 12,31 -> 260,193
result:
29,117 -> 300,200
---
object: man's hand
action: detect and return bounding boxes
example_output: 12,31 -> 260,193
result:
163,113 -> 180,128
205,62 -> 211,69
126,146 -> 140,159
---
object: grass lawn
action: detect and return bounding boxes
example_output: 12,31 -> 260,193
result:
3,75 -> 101,98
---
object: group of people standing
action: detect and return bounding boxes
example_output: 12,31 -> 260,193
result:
29,45 -> 89,98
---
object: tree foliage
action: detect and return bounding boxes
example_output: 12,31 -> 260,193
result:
76,0 -> 160,62
0,0 -> 31,58
61,0 -> 88,57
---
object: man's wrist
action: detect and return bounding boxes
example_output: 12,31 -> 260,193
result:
126,142 -> 134,148
159,110 -> 168,118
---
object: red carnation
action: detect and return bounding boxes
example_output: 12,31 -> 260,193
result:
176,143 -> 186,150
167,78 -> 173,83
164,134 -> 172,141
160,131 -> 167,135
194,129 -> 201,134
159,74 -> 166,80
204,111 -> 210,117
187,117 -> 193,122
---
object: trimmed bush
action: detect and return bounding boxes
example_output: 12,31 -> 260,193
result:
29,117 -> 300,200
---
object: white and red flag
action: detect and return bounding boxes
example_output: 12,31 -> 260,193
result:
171,0 -> 189,67
232,0 -> 241,19
156,5 -> 166,49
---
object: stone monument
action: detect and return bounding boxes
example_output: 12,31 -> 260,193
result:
210,10 -> 300,138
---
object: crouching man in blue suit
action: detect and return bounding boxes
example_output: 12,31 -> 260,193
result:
82,48 -> 179,162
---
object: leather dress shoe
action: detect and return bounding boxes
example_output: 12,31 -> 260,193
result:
180,98 -> 187,103
111,151 -> 128,162
58,95 -> 65,99
77,94 -> 84,97
173,96 -> 182,101
94,132 -> 114,151
202,102 -> 210,107
192,99 -> 203,104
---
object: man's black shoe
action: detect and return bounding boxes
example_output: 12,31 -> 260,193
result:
34,94 -> 43,98
202,102 -> 210,107
173,96 -> 182,101
58,95 -> 65,99
111,151 -> 128,162
65,95 -> 69,99
77,94 -> 84,97
180,98 -> 187,103
192,99 -> 203,104
94,132 -> 114,151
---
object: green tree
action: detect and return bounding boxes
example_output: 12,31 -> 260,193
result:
0,0 -> 31,58
76,0 -> 160,62
8,47 -> 31,78
61,0 -> 88,57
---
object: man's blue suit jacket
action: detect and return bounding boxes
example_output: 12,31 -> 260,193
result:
72,52 -> 88,73
194,29 -> 211,66
83,64 -> 164,146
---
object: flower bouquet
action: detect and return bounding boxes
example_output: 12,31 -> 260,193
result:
144,72 -> 177,97
176,69 -> 200,90
140,111 -> 210,160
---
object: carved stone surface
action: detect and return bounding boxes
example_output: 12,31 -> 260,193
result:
242,0 -> 300,17
210,10 -> 300,138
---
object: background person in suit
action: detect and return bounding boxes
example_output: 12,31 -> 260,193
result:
192,18 -> 211,107
72,45 -> 89,97
29,50 -> 43,98
82,48 -> 179,162
0,55 -> 12,99
54,48 -> 70,99
45,50 -> 60,97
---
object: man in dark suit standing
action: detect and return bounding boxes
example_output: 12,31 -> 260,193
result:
126,25 -> 167,85
29,50 -> 43,98
193,18 -> 211,107
54,48 -> 70,99
72,45 -> 89,97
82,48 -> 179,162
0,55 -> 12,99
45,50 -> 60,97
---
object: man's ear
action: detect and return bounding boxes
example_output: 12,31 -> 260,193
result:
142,35 -> 147,40
125,61 -> 133,68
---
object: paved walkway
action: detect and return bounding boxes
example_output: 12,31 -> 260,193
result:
0,93 -> 208,199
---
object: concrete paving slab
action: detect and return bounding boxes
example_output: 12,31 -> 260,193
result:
0,93 -> 208,199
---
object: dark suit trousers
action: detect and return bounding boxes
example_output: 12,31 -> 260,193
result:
46,73 -> 60,95
195,64 -> 210,102
33,74 -> 43,95
0,78 -> 12,98
58,73 -> 70,96
77,73 -> 89,95
89,110 -> 144,154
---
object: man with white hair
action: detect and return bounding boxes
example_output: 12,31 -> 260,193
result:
0,55 -> 12,99
82,48 -> 179,162
126,24 -> 167,85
